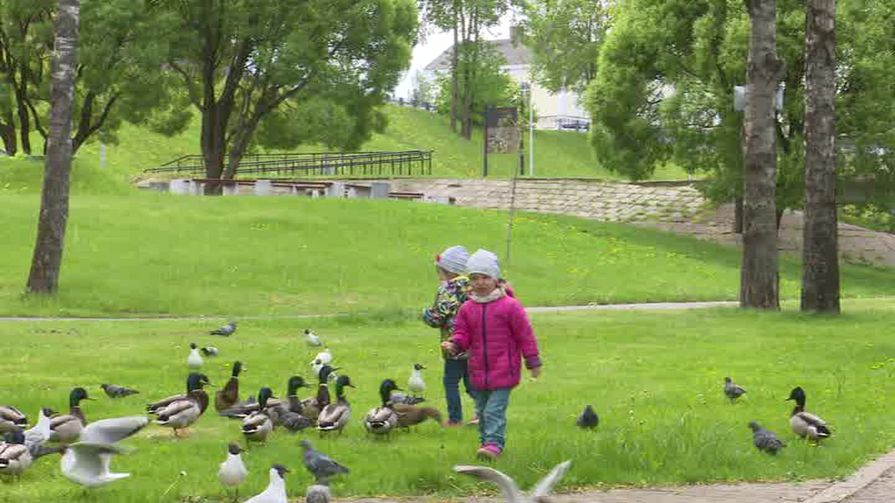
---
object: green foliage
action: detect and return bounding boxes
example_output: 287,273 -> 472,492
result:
434,43 -> 516,123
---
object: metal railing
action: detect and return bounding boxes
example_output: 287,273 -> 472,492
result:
144,150 -> 433,177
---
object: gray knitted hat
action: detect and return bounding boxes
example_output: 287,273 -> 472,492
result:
435,245 -> 469,275
466,249 -> 500,279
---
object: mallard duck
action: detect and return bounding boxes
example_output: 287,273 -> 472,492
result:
363,379 -> 401,435
153,373 -> 211,437
285,376 -> 310,414
304,329 -> 322,347
394,404 -> 442,429
50,387 -> 93,443
60,415 -> 149,487
300,366 -> 338,421
265,377 -> 314,432
210,321 -> 237,336
243,387 -> 276,443
300,440 -> 349,483
787,386 -> 831,441
218,442 -> 248,499
0,429 -> 32,477
389,391 -> 425,405
749,421 -> 786,454
244,464 -> 289,503
576,405 -> 599,429
408,363 -> 426,398
724,377 -> 747,402
147,372 -> 209,414
0,405 -> 27,434
100,384 -> 139,399
317,376 -> 354,434
187,342 -> 203,369
215,361 -> 245,413
453,460 -> 572,503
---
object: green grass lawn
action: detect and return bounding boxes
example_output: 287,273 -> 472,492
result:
1,299 -> 894,502
0,191 -> 892,318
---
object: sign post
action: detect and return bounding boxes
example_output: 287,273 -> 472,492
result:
483,106 -> 520,177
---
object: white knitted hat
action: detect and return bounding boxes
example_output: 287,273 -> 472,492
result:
435,245 -> 469,275
466,249 -> 500,279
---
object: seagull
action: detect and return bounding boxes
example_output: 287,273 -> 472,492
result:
749,421 -> 786,454
304,329 -> 322,347
201,346 -> 219,357
408,363 -> 426,397
305,480 -> 331,503
218,442 -> 248,499
576,405 -> 599,429
23,408 -> 54,458
101,384 -> 140,399
724,377 -> 746,402
454,460 -> 572,503
211,321 -> 237,336
60,415 -> 149,488
187,342 -> 203,369
301,440 -> 349,483
313,348 -> 333,366
244,464 -> 289,503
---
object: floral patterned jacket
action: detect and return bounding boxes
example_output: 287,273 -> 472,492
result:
422,275 -> 470,359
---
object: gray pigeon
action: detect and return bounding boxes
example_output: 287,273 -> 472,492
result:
576,405 -> 599,429
724,377 -> 746,402
101,384 -> 140,399
749,421 -> 786,454
211,321 -> 237,336
300,440 -> 349,483
305,480 -> 331,503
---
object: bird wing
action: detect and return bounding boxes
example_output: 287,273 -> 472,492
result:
156,399 -> 196,420
79,416 -> 148,444
1,405 -> 26,422
795,412 -> 827,427
453,465 -> 521,501
0,443 -> 28,462
531,460 -> 572,498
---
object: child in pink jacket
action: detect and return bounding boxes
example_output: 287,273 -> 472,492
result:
442,249 -> 541,460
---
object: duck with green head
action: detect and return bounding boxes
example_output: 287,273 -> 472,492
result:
267,377 -> 314,432
317,376 -> 354,434
363,379 -> 401,436
787,386 -> 831,441
153,373 -> 211,437
242,387 -> 276,444
49,387 -> 93,443
301,366 -> 338,421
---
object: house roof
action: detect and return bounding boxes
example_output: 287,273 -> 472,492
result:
424,39 -> 531,71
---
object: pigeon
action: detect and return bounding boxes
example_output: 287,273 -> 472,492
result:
454,459 -> 572,503
408,363 -> 426,397
576,405 -> 599,429
218,442 -> 248,499
301,439 -> 349,483
389,391 -> 425,405
305,480 -> 332,503
60,415 -> 149,487
304,329 -> 322,347
244,464 -> 289,503
187,342 -> 203,369
724,377 -> 746,402
101,384 -> 140,399
211,321 -> 237,337
201,346 -> 219,357
749,421 -> 786,454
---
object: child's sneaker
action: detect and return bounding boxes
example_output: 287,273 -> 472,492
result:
476,443 -> 502,460
466,415 -> 479,426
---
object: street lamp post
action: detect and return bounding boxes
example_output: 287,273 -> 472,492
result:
521,82 -> 534,177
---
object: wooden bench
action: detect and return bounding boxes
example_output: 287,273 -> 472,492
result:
388,191 -> 425,201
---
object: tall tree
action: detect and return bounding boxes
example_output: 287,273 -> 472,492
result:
801,0 -> 839,312
164,0 -> 417,194
740,0 -> 781,309
26,0 -> 78,294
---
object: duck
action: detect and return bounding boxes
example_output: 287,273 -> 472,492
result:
266,377 -> 314,432
215,361 -> 245,413
0,405 -> 27,434
317,376 -> 354,434
576,405 -> 599,429
363,379 -> 401,436
100,384 -> 140,399
147,372 -> 209,414
304,329 -> 322,347
787,386 -> 831,441
453,459 -> 572,503
153,373 -> 211,437
60,415 -> 149,488
242,387 -> 276,444
245,464 -> 289,503
285,376 -> 310,414
49,387 -> 93,443
210,321 -> 237,336
300,366 -> 338,421
389,391 -> 425,406
407,363 -> 426,398
394,404 -> 442,429
724,377 -> 747,402
218,442 -> 248,499
0,429 -> 32,477
187,342 -> 203,369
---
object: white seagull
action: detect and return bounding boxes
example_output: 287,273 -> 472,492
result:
245,464 -> 290,503
60,415 -> 149,488
304,329 -> 322,347
408,363 -> 427,397
218,442 -> 248,499
187,342 -> 203,369
453,460 -> 572,503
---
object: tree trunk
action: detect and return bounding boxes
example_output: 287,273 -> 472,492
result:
740,0 -> 781,309
734,196 -> 744,234
450,0 -> 459,133
801,0 -> 839,313
13,80 -> 32,155
201,103 -> 227,195
27,0 -> 79,295
0,112 -> 16,155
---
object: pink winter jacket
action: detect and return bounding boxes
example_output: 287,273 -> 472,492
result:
451,294 -> 541,390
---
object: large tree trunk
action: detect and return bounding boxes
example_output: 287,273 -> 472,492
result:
801,0 -> 839,313
27,0 -> 79,294
13,78 -> 32,155
740,0 -> 781,309
0,111 -> 16,155
201,103 -> 227,195
450,0 -> 459,133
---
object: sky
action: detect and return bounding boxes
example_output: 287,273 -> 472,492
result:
392,13 -> 516,100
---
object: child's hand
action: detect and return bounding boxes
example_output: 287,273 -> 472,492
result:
529,366 -> 542,379
441,341 -> 457,355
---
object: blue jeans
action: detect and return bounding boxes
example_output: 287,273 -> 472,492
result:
443,358 -> 472,423
472,388 -> 511,450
